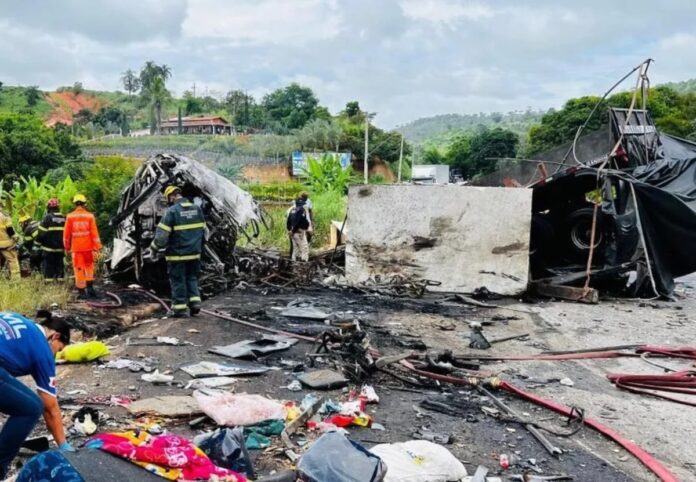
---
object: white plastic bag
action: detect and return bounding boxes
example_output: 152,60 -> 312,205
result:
370,440 -> 468,482
193,390 -> 285,426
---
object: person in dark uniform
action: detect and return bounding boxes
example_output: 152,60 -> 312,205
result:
36,198 -> 66,280
18,215 -> 42,273
149,186 -> 206,318
0,310 -> 73,478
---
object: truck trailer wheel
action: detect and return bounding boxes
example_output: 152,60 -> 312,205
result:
566,207 -> 605,260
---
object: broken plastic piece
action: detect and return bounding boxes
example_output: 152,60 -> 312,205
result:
298,369 -> 349,389
210,335 -> 298,359
180,360 -> 270,378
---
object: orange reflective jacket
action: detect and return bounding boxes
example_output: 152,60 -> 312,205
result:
64,207 -> 102,253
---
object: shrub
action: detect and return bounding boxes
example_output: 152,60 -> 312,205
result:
302,154 -> 355,194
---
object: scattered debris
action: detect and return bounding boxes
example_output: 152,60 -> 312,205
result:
298,369 -> 349,390
127,336 -> 191,346
194,428 -> 254,478
370,440 -> 468,482
127,396 -> 202,417
193,391 -> 285,426
469,322 -> 492,350
72,407 -> 100,436
559,377 -> 575,387
109,153 -> 263,294
141,370 -> 175,384
56,341 -> 111,363
297,432 -> 387,482
103,357 -> 158,372
180,360 -> 270,378
209,335 -> 298,359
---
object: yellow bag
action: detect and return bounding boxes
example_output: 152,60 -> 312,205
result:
57,341 -> 110,363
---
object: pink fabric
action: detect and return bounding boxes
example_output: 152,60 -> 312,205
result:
89,432 -> 245,481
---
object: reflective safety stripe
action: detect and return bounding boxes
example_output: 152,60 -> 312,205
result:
172,304 -> 188,310
181,202 -> 193,207
157,223 -> 172,232
189,296 -> 201,302
173,222 -> 205,231
165,254 -> 201,261
42,247 -> 64,253
38,226 -> 48,232
30,230 -> 39,238
47,227 -> 64,231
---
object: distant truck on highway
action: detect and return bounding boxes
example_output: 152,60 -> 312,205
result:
411,164 -> 450,184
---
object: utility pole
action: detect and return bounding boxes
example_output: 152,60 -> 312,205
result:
364,115 -> 369,184
363,112 -> 375,184
192,83 -> 196,98
397,133 -> 404,183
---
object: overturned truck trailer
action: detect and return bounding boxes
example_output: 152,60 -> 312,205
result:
478,108 -> 696,297
109,153 -> 263,293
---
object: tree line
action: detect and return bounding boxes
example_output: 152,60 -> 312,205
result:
419,84 -> 696,180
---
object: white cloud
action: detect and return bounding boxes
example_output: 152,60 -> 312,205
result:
182,0 -> 343,45
2,0 -> 696,128
401,0 -> 494,24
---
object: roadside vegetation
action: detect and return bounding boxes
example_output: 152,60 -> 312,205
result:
0,276 -> 71,314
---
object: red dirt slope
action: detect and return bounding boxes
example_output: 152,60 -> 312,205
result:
45,91 -> 105,127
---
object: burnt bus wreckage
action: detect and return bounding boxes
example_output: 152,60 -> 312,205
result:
481,107 -> 696,298
108,154 -> 263,293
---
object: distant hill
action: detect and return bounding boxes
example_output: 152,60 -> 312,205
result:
396,77 -> 696,150
396,110 -> 545,148
0,85 -> 121,125
0,85 -> 53,117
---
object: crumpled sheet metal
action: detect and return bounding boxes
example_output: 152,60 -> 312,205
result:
109,153 -> 263,289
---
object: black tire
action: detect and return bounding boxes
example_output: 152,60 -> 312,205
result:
565,207 -> 605,260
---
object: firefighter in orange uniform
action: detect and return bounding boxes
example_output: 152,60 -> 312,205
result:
63,194 -> 102,298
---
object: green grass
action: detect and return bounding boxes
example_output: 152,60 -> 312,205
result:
240,181 -> 306,202
0,276 -> 71,315
241,190 -> 347,251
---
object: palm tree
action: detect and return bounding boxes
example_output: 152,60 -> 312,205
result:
148,76 -> 170,135
158,64 -> 172,81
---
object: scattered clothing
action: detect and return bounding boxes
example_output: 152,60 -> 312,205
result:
57,341 -> 110,363
87,431 -> 245,481
243,419 -> 285,449
193,391 -> 285,427
297,432 -> 387,482
194,428 -> 254,478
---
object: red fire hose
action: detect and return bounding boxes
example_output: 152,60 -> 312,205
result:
608,370 -> 696,407
501,380 -> 679,482
398,360 -> 680,482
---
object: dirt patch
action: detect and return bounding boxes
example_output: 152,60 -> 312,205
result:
242,164 -> 292,183
45,91 -> 105,126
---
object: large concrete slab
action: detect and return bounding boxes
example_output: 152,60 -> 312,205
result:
345,184 -> 532,295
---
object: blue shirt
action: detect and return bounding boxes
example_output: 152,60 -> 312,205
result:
0,312 -> 57,397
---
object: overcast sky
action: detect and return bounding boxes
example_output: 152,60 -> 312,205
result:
2,0 -> 696,128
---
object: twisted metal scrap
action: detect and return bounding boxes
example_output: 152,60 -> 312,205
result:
108,153 -> 263,292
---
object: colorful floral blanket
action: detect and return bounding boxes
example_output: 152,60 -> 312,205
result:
87,431 -> 246,481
